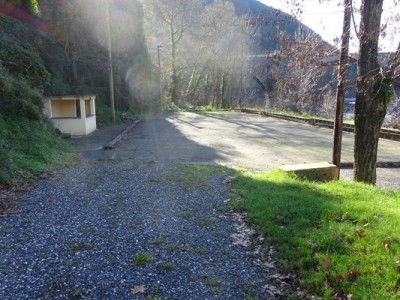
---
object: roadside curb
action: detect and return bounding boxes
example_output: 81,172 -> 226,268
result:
235,109 -> 400,169
103,119 -> 142,150
236,108 -> 400,142
341,161 -> 400,169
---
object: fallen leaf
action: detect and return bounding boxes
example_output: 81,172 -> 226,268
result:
328,274 -> 343,284
346,269 -> 361,282
382,240 -> 390,249
354,229 -> 365,237
323,258 -> 331,271
222,176 -> 234,184
131,285 -> 145,295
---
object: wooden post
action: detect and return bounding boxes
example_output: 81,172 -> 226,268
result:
106,0 -> 115,122
332,0 -> 352,178
157,45 -> 163,110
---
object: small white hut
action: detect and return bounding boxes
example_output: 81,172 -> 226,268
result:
43,95 -> 97,136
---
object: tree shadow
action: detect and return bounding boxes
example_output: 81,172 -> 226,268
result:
116,116 -> 226,164
233,170 -> 400,298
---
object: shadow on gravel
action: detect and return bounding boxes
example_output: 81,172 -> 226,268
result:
117,116 -> 224,163
71,124 -> 128,160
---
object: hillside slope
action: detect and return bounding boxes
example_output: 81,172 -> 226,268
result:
229,0 -> 323,52
0,15 -> 73,185
0,0 -> 155,184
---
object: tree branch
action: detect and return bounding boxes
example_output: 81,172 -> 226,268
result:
384,42 -> 400,82
350,0 -> 360,39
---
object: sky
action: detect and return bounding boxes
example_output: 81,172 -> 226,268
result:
258,0 -> 399,52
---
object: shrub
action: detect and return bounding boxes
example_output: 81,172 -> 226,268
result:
0,114 -> 72,185
0,66 -> 43,121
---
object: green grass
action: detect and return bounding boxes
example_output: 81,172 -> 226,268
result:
166,244 -> 190,253
133,253 -> 152,266
149,238 -> 167,245
233,169 -> 400,299
206,278 -> 222,287
163,163 -> 233,191
185,104 -> 227,113
0,115 -> 73,184
66,243 -> 95,254
157,262 -> 176,271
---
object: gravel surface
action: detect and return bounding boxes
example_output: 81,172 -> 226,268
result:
0,160 -> 278,299
2,111 -> 398,299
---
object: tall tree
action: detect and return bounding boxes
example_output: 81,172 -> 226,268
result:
190,0 -> 251,108
268,31 -> 336,114
278,0 -> 399,184
332,0 -> 352,175
142,0 -> 200,105
354,0 -> 400,184
38,0 -> 154,112
142,0 -> 252,108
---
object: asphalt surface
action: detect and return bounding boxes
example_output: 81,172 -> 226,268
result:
112,111 -> 400,190
70,123 -> 127,159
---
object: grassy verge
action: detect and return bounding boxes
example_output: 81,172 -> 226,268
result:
0,115 -> 73,185
233,170 -> 400,299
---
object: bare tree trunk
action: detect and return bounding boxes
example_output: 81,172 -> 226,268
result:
332,0 -> 352,177
170,22 -> 179,105
220,73 -> 226,108
354,0 -> 387,184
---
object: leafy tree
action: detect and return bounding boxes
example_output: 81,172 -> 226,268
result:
9,0 -> 40,15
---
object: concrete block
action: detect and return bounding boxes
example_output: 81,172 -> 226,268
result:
279,162 -> 338,181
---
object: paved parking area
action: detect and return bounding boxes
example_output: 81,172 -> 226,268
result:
113,111 -> 400,189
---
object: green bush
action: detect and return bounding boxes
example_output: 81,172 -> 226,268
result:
0,114 -> 73,185
0,67 -> 43,121
0,38 -> 50,91
95,101 -> 140,127
0,116 -> 12,184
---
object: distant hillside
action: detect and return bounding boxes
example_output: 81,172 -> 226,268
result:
228,0 -> 324,52
208,0 -> 337,109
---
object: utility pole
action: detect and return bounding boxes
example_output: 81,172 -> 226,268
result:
157,45 -> 163,110
106,0 -> 115,122
332,0 -> 352,178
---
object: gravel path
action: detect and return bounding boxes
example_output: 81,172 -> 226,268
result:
2,111 -> 398,299
0,160 -> 277,299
